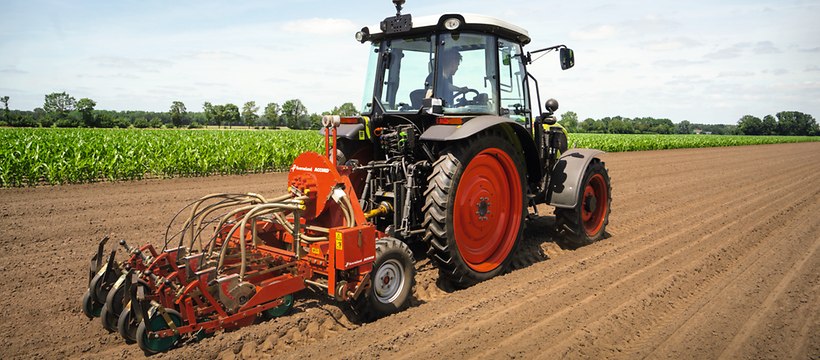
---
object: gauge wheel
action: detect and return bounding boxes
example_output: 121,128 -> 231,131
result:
81,290 -> 103,319
136,307 -> 183,355
262,294 -> 294,319
354,237 -> 414,322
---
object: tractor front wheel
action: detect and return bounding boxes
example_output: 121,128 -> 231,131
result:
423,133 -> 526,288
555,160 -> 611,248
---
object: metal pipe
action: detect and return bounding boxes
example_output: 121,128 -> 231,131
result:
304,279 -> 328,289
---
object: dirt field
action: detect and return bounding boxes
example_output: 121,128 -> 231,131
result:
1,142 -> 818,359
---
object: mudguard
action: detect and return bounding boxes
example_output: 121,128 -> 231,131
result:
547,149 -> 605,209
419,115 -> 542,183
419,115 -> 518,141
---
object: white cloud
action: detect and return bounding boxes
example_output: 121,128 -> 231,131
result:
641,37 -> 702,51
570,24 -> 617,41
718,71 -> 755,78
280,18 -> 358,36
186,51 -> 251,61
654,59 -> 707,67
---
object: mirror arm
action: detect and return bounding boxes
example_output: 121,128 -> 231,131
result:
525,44 -> 567,64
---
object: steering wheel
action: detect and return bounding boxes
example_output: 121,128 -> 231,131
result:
453,87 -> 484,107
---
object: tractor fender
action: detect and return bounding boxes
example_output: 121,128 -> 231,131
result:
320,124 -> 365,140
419,115 -> 542,182
547,149 -> 605,209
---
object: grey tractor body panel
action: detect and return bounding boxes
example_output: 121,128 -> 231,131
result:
547,149 -> 605,209
321,124 -> 365,140
419,115 -> 543,183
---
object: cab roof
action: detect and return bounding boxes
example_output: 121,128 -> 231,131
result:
365,13 -> 531,45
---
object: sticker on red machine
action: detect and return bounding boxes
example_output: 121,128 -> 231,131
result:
291,164 -> 330,173
345,255 -> 375,268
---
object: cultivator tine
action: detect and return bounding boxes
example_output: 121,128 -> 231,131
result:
156,307 -> 180,335
93,249 -> 120,302
127,272 -> 144,323
121,269 -> 134,308
89,235 -> 110,284
136,285 -> 150,327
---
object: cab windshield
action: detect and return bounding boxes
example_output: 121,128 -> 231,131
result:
364,32 -> 529,118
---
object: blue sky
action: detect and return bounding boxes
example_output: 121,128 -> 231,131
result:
1,0 -> 818,124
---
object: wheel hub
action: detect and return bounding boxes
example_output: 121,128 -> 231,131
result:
476,197 -> 491,220
374,259 -> 404,303
584,193 -> 597,213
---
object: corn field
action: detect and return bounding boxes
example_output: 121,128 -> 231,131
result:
0,128 -> 817,187
0,128 -> 324,186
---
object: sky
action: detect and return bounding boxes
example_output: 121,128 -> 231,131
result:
1,0 -> 819,124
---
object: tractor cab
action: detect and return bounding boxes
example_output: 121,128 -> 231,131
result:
356,8 -> 574,129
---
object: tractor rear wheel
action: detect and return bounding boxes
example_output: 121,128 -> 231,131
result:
423,133 -> 526,287
354,237 -> 414,322
555,160 -> 611,248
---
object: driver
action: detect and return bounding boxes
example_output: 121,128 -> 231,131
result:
425,48 -> 466,106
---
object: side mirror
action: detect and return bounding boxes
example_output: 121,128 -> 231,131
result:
559,48 -> 574,70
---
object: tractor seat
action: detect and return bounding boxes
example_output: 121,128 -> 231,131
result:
409,89 -> 426,109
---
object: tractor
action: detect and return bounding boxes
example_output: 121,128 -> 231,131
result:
80,1 -> 611,354
337,1 -> 611,287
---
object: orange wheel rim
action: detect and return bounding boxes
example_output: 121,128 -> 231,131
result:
581,173 -> 608,236
453,148 -> 522,272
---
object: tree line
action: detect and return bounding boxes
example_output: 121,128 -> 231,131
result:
735,112 -> 818,136
558,111 -> 818,136
1,92 -> 816,136
0,92 -> 359,130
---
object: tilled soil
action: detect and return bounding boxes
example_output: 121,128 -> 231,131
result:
0,142 -> 818,359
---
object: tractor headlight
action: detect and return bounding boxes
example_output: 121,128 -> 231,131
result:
355,27 -> 370,43
443,17 -> 461,31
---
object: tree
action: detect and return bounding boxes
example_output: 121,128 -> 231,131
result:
331,102 -> 358,116
608,118 -> 630,134
242,101 -> 259,127
737,115 -> 763,135
1,96 -> 9,121
43,92 -> 76,114
308,113 -> 323,130
264,102 -> 281,128
76,98 -> 97,127
169,101 -> 187,127
761,115 -> 777,135
134,117 -> 150,128
559,111 -> 579,132
776,111 -> 817,136
677,120 -> 692,134
203,102 -> 215,127
282,99 -> 308,129
579,118 -> 595,133
223,103 -> 240,128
